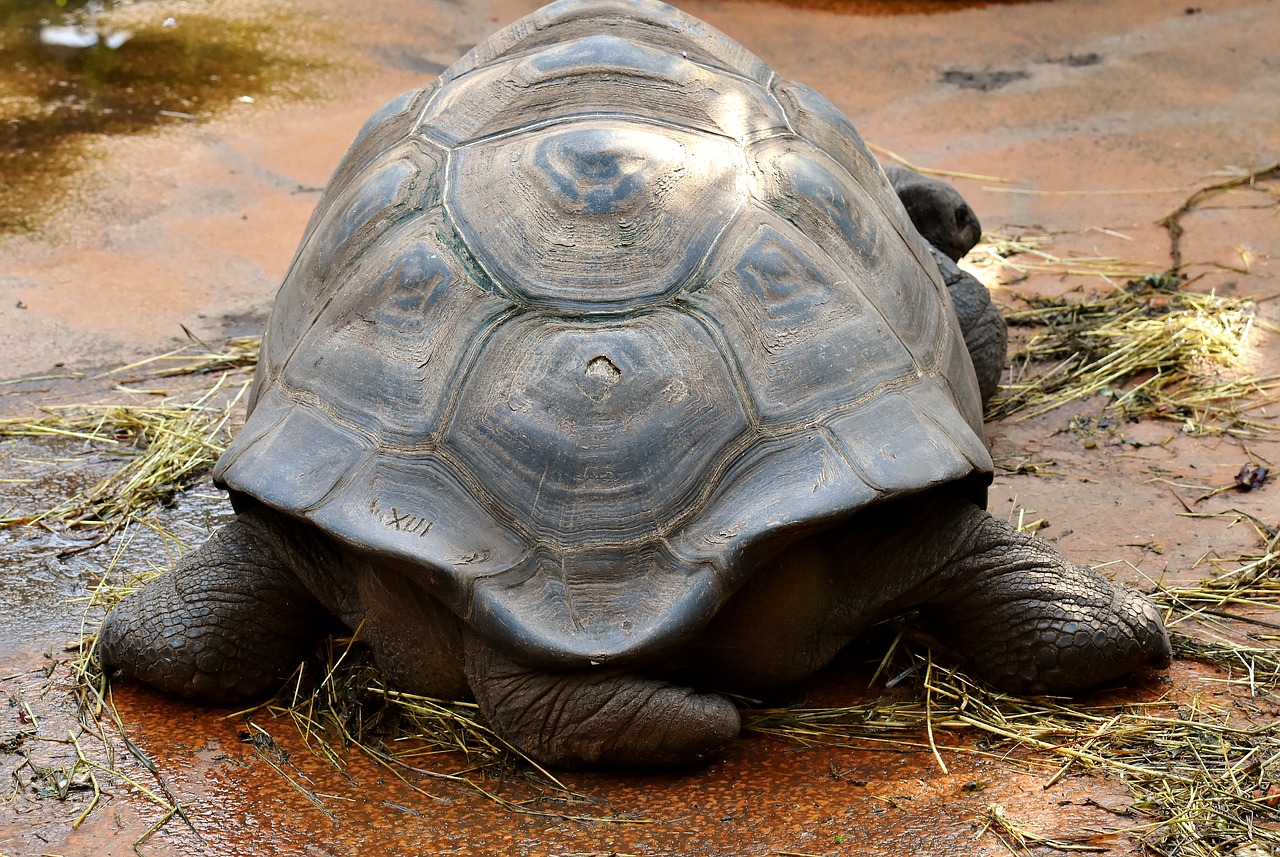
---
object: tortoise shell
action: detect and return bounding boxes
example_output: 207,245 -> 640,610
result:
213,0 -> 992,668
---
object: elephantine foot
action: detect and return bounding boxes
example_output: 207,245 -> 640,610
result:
98,507 -> 332,702
465,636 -> 740,768
929,508 -> 1172,694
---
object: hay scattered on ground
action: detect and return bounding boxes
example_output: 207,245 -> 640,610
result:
964,229 -> 1162,286
981,267 -> 1274,434
0,336 -> 258,528
229,641 -> 640,821
69,515 -> 1280,849
968,167 -> 1278,432
748,641 -> 1280,857
0,382 -> 244,527
0,527 -> 204,854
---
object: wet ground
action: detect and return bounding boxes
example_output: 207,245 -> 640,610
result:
2,0 -> 1279,854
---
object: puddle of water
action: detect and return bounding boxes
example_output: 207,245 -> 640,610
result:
0,434 -> 234,666
0,0 -> 318,232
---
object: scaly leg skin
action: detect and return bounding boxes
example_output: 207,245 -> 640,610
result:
683,491 -> 1170,699
98,505 -> 334,703
917,504 -> 1172,693
464,634 -> 740,769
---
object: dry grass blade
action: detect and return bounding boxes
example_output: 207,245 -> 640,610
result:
963,230 -> 1162,285
744,527 -> 1280,857
0,336 -> 257,529
981,803 -> 1109,852
866,143 -> 1013,183
983,272 -> 1271,433
94,334 -> 260,381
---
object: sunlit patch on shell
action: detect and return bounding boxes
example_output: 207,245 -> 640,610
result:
448,120 -> 746,310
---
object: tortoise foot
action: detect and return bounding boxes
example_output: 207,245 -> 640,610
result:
465,637 -> 740,769
98,509 -> 331,703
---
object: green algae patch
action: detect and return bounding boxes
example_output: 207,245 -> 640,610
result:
0,0 -> 324,232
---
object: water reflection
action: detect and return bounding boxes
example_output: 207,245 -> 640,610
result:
0,0 -> 314,231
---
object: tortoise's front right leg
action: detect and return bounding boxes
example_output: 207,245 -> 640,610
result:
98,505 -> 334,703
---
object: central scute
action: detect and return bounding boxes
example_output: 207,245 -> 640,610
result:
445,310 -> 751,547
447,119 -> 747,309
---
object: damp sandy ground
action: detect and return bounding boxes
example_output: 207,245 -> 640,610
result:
2,0 -> 1279,854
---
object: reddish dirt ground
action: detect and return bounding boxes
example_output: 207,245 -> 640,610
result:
1,0 -> 1278,855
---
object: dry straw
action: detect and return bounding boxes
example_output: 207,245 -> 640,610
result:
975,250 -> 1275,434
0,336 -> 258,529
967,160 -> 1279,436
746,588 -> 1280,857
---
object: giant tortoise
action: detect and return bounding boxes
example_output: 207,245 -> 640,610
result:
99,0 -> 1171,768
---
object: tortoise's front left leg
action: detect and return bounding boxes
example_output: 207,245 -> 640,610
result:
679,491 -> 1170,698
907,500 -> 1172,694
98,505 -> 335,703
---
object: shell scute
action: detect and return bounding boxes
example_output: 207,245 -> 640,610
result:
213,391 -> 374,514
417,34 -> 788,147
296,142 -> 442,296
272,214 -> 511,443
750,137 -> 883,271
826,384 -> 982,495
443,0 -> 773,89
443,310 -> 751,547
308,452 -> 530,599
449,121 -> 746,309
690,221 -> 914,424
252,141 -> 445,404
323,86 -> 434,204
669,432 -> 877,569
769,77 -> 942,282
468,542 -> 723,664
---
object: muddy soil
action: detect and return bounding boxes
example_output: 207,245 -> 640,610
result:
2,0 -> 1278,854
